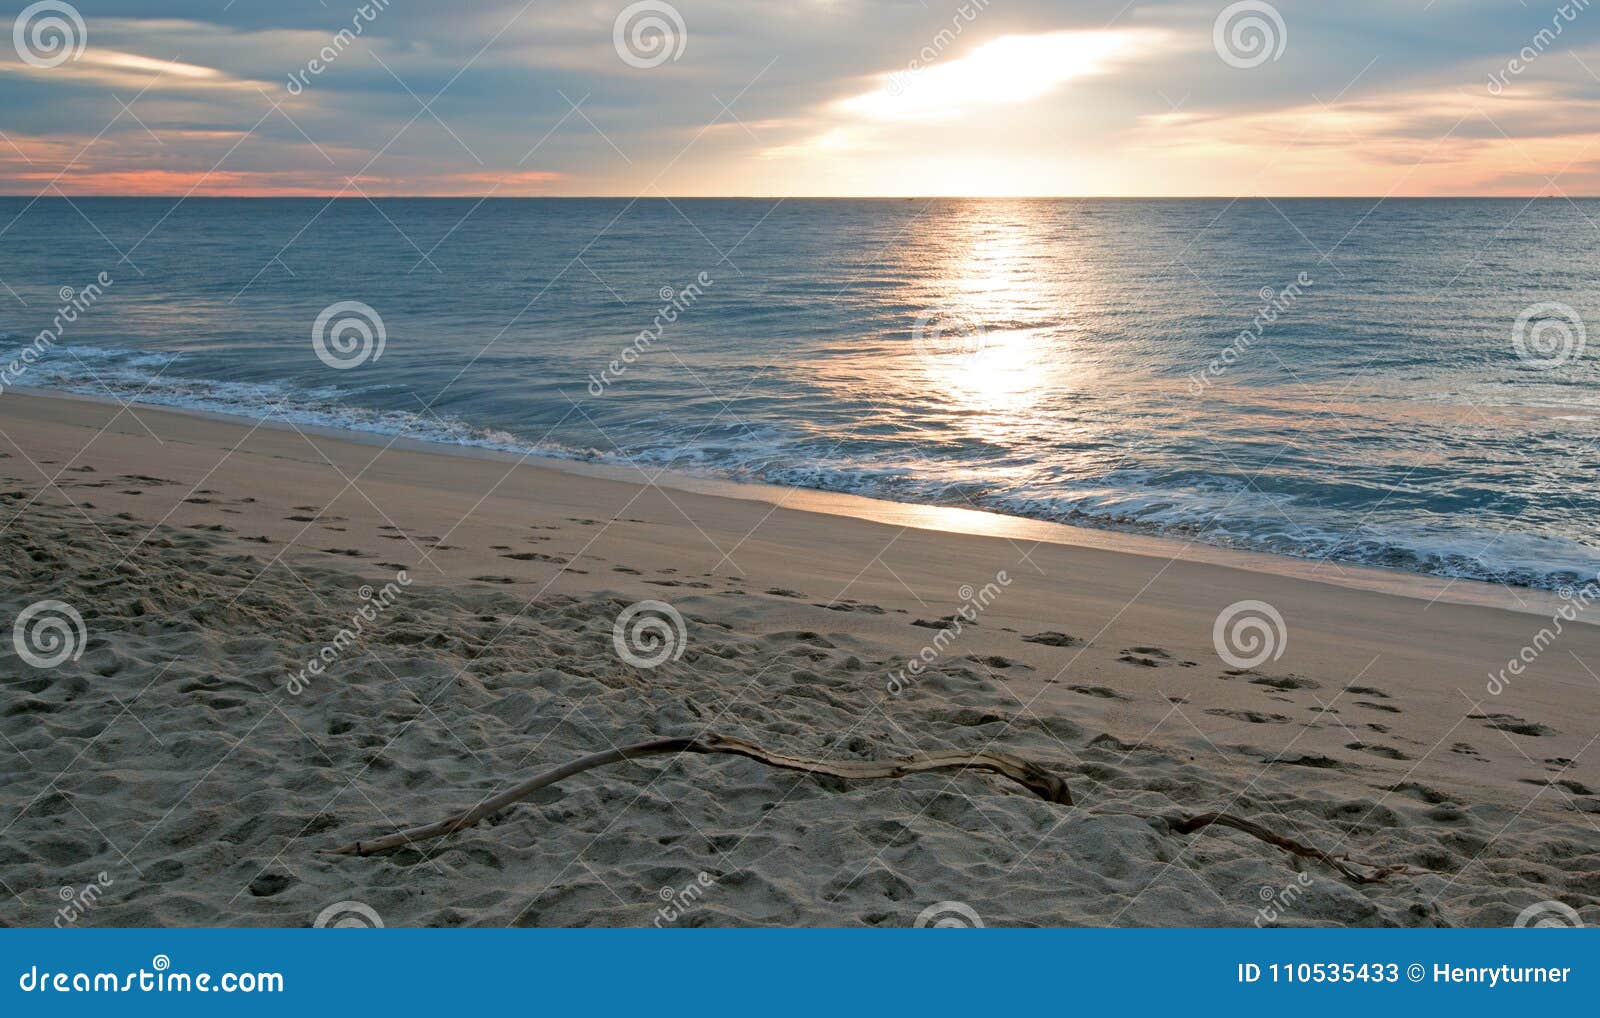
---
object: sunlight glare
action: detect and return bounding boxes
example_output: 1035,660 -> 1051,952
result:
840,30 -> 1158,122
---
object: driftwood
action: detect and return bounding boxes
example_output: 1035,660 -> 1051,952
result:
329,733 -> 1412,884
329,733 -> 1071,856
1160,812 -> 1416,885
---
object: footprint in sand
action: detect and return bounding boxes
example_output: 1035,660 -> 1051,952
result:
1118,646 -> 1199,668
912,614 -> 970,629
1068,684 -> 1131,700
968,655 -> 1024,670
1276,754 -> 1350,770
1021,630 -> 1082,647
502,551 -> 569,563
247,873 -> 294,898
1468,712 -> 1557,737
1355,700 -> 1402,713
1390,782 -> 1457,805
1346,741 -> 1410,760
1205,708 -> 1291,725
1248,674 -> 1320,690
814,600 -> 888,614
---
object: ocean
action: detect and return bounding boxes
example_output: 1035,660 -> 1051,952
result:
2,196 -> 1597,590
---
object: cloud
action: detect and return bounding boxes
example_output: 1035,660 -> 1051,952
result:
3,1 -> 1600,195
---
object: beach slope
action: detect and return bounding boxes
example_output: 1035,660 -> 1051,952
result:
1,391 -> 1597,927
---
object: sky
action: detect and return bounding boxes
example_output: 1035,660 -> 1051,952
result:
3,0 -> 1600,197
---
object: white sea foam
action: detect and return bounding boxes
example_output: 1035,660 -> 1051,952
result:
16,341 -> 1600,592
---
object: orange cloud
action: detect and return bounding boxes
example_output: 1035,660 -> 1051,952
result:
1118,85 -> 1600,196
0,162 -> 565,197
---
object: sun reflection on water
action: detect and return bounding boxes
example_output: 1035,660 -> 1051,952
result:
909,206 -> 1066,416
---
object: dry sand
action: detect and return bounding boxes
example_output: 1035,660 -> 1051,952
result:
1,389 -> 1598,927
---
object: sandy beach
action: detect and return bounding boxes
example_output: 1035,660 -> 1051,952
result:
2,388 -> 1598,928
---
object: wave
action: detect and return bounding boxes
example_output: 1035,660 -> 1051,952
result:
18,343 -> 608,463
15,342 -> 1598,593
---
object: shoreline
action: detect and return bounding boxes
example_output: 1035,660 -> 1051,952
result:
10,384 -> 1575,620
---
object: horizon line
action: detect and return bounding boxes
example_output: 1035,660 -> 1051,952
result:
1,193 -> 1589,201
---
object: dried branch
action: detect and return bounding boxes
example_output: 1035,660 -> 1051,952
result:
328,733 -> 1071,856
329,733 -> 1412,885
1160,811 -> 1418,884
